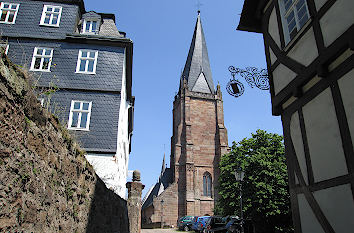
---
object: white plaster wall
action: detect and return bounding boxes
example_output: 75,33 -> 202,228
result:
272,64 -> 297,94
290,112 -> 308,184
320,0 -> 354,47
315,0 -> 328,11
314,184 -> 354,233
115,50 -> 132,198
298,194 -> 325,233
268,7 -> 281,48
338,68 -> 354,141
85,154 -> 126,196
302,88 -> 348,182
288,28 -> 318,66
85,51 -> 131,199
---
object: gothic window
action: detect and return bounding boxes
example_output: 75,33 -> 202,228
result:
40,5 -> 62,27
279,0 -> 310,44
203,172 -> 212,197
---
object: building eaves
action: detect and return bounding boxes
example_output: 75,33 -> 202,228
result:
31,0 -> 85,14
237,0 -> 268,33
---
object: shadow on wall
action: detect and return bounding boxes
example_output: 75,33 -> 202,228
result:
86,176 -> 130,233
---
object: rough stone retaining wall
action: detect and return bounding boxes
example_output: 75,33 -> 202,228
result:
0,51 -> 129,232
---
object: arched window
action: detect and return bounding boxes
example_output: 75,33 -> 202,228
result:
203,172 -> 212,197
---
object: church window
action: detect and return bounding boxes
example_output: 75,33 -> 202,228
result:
203,172 -> 212,197
0,2 -> 19,24
76,49 -> 98,74
40,5 -> 62,27
279,0 -> 310,44
68,100 -> 92,131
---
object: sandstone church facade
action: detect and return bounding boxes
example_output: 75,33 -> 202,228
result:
141,12 -> 229,227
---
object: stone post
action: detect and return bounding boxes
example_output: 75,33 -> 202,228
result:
126,170 -> 144,233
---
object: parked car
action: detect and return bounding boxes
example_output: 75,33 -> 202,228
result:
204,216 -> 229,232
193,216 -> 211,232
178,215 -> 195,231
191,216 -> 200,231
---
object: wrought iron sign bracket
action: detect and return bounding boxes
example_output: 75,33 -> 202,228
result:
226,66 -> 270,98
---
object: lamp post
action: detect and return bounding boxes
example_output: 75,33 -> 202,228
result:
235,167 -> 245,233
161,199 -> 164,229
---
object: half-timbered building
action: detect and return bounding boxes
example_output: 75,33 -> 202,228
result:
238,0 -> 354,232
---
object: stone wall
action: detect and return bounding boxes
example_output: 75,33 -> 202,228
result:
0,52 -> 129,232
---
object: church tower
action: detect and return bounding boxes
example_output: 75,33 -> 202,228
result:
141,12 -> 229,227
170,11 -> 229,217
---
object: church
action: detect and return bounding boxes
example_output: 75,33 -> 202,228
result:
141,12 -> 229,227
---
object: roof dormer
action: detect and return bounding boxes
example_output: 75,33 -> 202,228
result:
80,11 -> 101,35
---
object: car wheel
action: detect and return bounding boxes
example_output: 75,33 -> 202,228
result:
184,225 -> 190,231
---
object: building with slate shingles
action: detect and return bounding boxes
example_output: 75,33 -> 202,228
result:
0,0 -> 133,198
238,0 -> 354,232
141,12 -> 229,228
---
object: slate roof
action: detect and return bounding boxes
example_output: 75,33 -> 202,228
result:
141,168 -> 173,209
181,12 -> 215,94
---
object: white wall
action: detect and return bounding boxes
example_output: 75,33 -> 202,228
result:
320,0 -> 354,47
85,51 -> 131,199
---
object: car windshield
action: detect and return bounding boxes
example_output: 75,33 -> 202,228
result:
184,216 -> 193,221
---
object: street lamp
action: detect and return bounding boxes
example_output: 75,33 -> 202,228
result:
161,199 -> 164,229
235,167 -> 245,233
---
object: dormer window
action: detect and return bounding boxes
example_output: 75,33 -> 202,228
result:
82,20 -> 99,34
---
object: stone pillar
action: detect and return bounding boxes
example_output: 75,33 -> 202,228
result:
126,170 -> 144,233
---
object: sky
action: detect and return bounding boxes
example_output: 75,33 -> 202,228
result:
84,0 -> 283,197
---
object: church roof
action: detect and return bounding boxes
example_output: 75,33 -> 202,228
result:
141,168 -> 173,209
181,12 -> 215,94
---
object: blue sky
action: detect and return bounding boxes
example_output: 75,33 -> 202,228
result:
84,0 -> 283,197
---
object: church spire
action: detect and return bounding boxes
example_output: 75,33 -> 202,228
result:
181,11 -> 215,94
159,152 -> 166,180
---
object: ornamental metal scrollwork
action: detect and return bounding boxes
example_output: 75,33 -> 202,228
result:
226,66 -> 270,98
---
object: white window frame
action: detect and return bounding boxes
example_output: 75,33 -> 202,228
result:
82,19 -> 100,34
75,49 -> 98,74
38,98 -> 44,106
0,42 -> 9,54
68,100 -> 92,131
0,2 -> 20,24
40,5 -> 62,27
279,0 -> 310,45
30,47 -> 53,72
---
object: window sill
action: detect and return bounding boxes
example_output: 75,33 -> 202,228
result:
283,19 -> 312,52
39,23 -> 60,28
30,69 -> 51,72
75,71 -> 96,75
0,21 -> 15,24
68,127 -> 90,131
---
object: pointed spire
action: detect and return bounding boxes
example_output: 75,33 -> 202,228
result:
181,11 -> 215,94
159,153 -> 166,180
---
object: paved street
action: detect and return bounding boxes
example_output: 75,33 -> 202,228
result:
141,228 -> 186,233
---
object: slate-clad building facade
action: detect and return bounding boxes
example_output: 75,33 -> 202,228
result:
238,0 -> 354,232
1,0 -> 133,198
